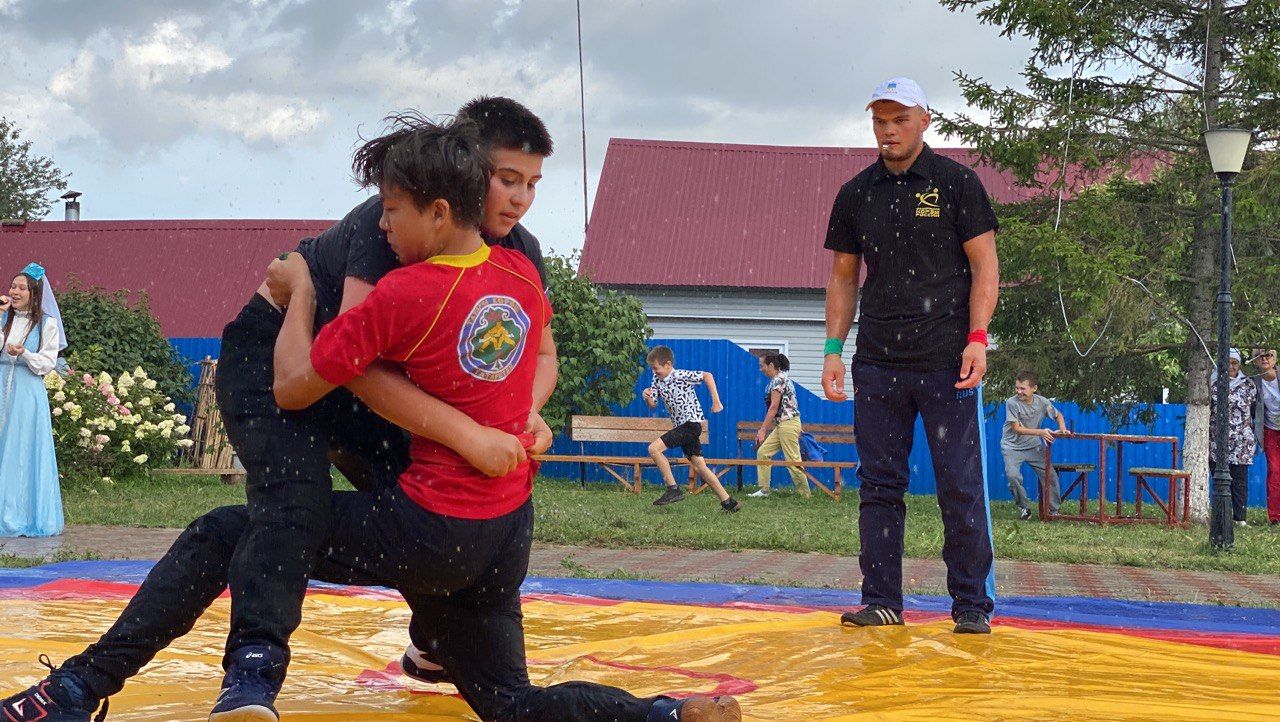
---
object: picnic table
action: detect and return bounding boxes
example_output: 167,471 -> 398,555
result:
1041,432 -> 1190,526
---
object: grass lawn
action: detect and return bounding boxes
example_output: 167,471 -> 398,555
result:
533,478 -> 1280,576
31,473 -> 1280,576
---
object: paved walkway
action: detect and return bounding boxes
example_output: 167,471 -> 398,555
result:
3,526 -> 1278,608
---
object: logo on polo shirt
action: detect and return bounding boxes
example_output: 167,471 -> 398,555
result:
915,187 -> 941,218
458,295 -> 531,382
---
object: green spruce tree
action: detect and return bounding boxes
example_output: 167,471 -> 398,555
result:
938,0 -> 1280,521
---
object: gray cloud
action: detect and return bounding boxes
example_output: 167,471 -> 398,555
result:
1,0 -> 1034,252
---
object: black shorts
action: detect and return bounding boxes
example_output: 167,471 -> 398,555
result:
660,421 -> 704,459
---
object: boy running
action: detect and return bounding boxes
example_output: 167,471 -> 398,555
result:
643,345 -> 742,512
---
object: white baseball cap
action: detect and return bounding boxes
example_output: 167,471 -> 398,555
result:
866,77 -> 928,111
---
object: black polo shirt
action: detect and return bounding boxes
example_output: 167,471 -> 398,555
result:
295,195 -> 548,330
824,144 -> 998,371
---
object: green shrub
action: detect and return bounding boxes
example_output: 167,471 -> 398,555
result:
57,277 -> 193,405
46,366 -> 192,486
541,253 -> 652,433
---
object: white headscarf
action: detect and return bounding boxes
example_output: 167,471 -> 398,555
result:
1211,348 -> 1251,393
18,262 -> 67,351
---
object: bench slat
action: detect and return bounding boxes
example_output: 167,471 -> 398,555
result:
734,418 -> 855,445
1129,467 -> 1190,477
536,454 -> 858,469
735,421 -> 854,432
572,429 -> 706,444
572,416 -> 677,431
736,431 -> 855,442
570,416 -> 707,444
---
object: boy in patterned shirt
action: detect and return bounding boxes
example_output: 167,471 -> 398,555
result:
643,345 -> 742,511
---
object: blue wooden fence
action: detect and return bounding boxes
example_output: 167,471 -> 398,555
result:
540,338 -> 1269,506
164,336 -> 1269,506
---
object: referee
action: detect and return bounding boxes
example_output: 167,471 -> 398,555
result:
822,77 -> 1001,634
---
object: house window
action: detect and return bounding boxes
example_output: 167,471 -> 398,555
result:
734,340 -> 789,359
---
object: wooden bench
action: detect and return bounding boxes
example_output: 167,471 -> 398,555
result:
1042,462 -> 1098,518
703,421 -> 858,500
1128,467 -> 1192,526
535,415 -> 708,493
536,415 -> 859,500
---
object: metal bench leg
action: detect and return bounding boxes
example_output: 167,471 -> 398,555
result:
1135,474 -> 1144,519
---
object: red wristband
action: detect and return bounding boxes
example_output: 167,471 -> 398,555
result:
967,329 -> 989,346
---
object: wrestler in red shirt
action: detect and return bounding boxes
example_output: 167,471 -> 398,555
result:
309,241 -> 550,517
267,117 -> 739,722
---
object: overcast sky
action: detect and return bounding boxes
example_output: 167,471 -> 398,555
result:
1,0 -> 1034,256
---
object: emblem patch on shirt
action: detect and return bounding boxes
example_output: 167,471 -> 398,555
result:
915,187 -> 941,218
458,295 -> 531,381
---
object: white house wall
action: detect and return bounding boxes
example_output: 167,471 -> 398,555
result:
624,288 -> 848,392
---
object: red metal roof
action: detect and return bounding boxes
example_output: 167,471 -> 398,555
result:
0,219 -> 333,338
580,138 -> 1156,290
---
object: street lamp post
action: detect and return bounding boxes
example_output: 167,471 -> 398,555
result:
1203,127 -> 1253,551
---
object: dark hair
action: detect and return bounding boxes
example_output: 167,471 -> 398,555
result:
456,96 -> 554,157
352,112 -> 489,227
762,353 -> 790,372
646,345 -> 674,366
3,272 -> 45,349
1015,369 -> 1039,386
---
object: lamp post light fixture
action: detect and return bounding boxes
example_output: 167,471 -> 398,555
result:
1202,126 -> 1252,551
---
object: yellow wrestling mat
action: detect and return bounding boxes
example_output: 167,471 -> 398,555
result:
2,567 -> 1279,721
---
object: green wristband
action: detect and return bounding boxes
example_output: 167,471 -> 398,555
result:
824,338 -> 845,356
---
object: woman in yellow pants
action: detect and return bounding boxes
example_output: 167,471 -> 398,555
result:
750,353 -> 810,498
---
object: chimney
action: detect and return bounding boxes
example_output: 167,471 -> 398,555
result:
61,190 -> 82,221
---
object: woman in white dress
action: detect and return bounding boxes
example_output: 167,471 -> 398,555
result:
0,262 -> 65,536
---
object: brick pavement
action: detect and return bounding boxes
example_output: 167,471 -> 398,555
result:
2,526 -> 1278,608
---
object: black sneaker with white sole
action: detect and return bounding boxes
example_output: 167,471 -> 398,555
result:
720,497 -> 742,513
953,610 -> 991,634
839,605 -> 904,627
1018,508 -> 1032,521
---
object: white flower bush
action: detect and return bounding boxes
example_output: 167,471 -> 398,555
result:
46,365 -> 193,485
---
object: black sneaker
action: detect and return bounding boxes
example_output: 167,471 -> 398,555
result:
839,605 -> 904,627
953,610 -> 991,634
720,497 -> 742,513
1,657 -> 107,722
653,487 -> 685,506
208,645 -> 288,722
1018,508 -> 1032,521
399,643 -> 454,685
